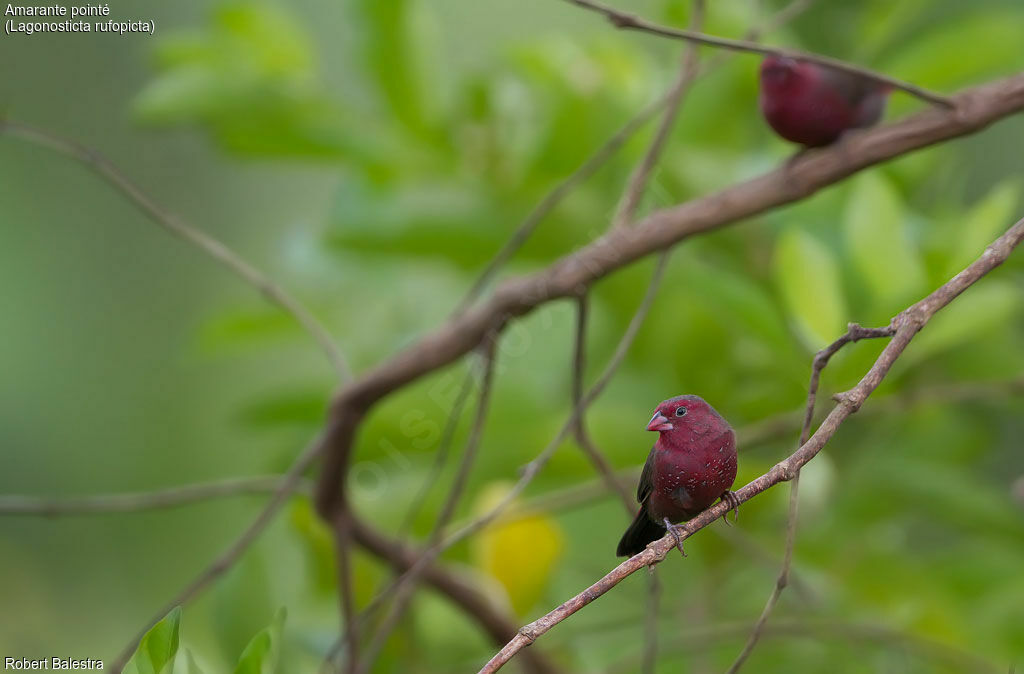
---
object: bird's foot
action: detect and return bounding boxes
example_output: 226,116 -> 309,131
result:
719,490 -> 741,525
662,517 -> 688,558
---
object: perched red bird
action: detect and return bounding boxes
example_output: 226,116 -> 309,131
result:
616,395 -> 739,557
758,55 -> 890,147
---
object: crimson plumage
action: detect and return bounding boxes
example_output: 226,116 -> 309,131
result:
758,56 -> 889,147
616,395 -> 738,557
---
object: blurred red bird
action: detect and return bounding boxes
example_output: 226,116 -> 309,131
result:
759,55 -> 890,147
617,395 -> 739,557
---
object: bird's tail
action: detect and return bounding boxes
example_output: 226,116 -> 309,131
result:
616,509 -> 665,557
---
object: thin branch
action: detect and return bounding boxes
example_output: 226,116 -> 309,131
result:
453,98 -> 666,315
348,517 -> 560,674
606,618 -> 1005,674
334,507 -> 360,672
572,295 -> 635,514
0,120 -> 352,382
110,429 -> 333,671
641,567 -> 661,674
340,360 -> 478,670
315,71 -> 1024,520
562,0 -> 953,107
0,476 -> 308,516
726,323 -> 895,673
352,338 -> 500,673
475,215 -> 1024,673
613,0 -> 706,228
397,365 -> 477,536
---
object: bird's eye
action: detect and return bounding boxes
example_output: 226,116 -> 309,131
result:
674,406 -> 687,417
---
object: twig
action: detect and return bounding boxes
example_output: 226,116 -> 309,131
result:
0,476 -> 308,516
110,430 -> 332,671
475,215 -> 1024,673
335,361 -> 477,670
0,120 -> 352,382
348,517 -> 560,674
641,567 -> 661,674
726,324 -> 894,673
562,0 -> 953,108
397,365 -> 477,535
453,98 -> 666,315
315,71 -> 1024,520
352,338 -> 500,673
605,618 -> 1004,674
613,0 -> 706,228
572,295 -> 635,514
334,508 -> 360,672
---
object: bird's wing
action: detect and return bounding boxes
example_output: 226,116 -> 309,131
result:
819,66 -> 882,107
636,446 -> 656,504
853,90 -> 887,128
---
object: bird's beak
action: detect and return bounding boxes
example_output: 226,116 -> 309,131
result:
647,412 -> 673,432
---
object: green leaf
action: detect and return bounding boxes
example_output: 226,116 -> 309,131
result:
844,173 -> 927,308
123,607 -> 182,674
774,227 -> 848,349
944,178 -> 1020,276
234,608 -> 286,674
356,0 -> 425,133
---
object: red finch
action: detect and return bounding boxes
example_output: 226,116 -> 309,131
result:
759,55 -> 889,147
617,395 -> 739,557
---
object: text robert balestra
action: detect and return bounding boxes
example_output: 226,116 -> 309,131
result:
4,657 -> 103,670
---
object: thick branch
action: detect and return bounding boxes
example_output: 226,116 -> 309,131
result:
475,215 -> 1024,673
315,71 -> 1024,518
454,0 -> 816,314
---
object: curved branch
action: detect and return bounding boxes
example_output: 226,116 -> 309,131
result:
563,0 -> 953,107
476,215 -> 1024,673
315,71 -> 1024,518
606,619 -> 1004,674
0,121 -> 352,382
0,476 -> 306,516
111,431 -> 329,671
726,324 -> 895,673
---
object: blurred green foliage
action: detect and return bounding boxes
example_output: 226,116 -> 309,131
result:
2,0 -> 1024,672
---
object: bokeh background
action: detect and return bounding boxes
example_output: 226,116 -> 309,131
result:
2,0 -> 1024,671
